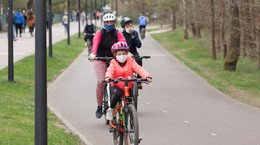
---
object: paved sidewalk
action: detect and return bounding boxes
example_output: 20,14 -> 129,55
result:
48,32 -> 260,145
0,22 -> 84,70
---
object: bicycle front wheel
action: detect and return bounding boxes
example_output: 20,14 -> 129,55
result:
132,81 -> 138,111
113,108 -> 123,145
103,86 -> 109,125
124,104 -> 139,145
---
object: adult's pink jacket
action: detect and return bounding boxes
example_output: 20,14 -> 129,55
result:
91,27 -> 126,55
105,57 -> 151,90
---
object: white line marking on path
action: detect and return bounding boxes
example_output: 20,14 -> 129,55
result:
183,120 -> 189,123
162,110 -> 167,113
211,133 -> 217,136
146,102 -> 150,105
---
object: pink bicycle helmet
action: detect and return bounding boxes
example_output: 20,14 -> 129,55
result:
111,42 -> 129,53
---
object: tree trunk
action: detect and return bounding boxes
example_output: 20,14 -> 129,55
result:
257,8 -> 260,69
221,0 -> 227,59
211,0 -> 216,60
244,0 -> 253,57
239,1 -> 247,57
182,0 -> 188,39
224,0 -> 240,71
172,7 -> 176,30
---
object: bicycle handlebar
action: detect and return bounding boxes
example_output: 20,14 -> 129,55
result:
102,77 -> 148,84
88,56 -> 151,61
88,57 -> 114,61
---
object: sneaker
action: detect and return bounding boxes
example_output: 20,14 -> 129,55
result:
137,83 -> 143,90
85,42 -> 88,46
106,108 -> 114,121
95,106 -> 102,118
13,38 -> 18,41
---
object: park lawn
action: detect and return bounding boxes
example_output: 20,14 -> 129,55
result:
0,34 -> 85,144
151,29 -> 260,108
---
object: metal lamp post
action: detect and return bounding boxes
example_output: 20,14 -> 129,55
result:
35,0 -> 47,143
49,0 -> 53,57
8,0 -> 14,82
67,0 -> 70,45
78,0 -> 81,38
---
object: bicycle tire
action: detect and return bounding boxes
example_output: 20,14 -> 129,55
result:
113,108 -> 123,145
87,41 -> 91,56
103,87 -> 109,125
132,81 -> 138,111
124,104 -> 139,145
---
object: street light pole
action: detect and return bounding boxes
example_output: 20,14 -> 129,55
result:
94,0 -> 96,27
90,0 -> 93,20
85,0 -> 88,21
67,0 -> 70,45
49,0 -> 53,57
8,0 -> 14,82
78,0 -> 81,38
116,0 -> 118,17
35,0 -> 47,143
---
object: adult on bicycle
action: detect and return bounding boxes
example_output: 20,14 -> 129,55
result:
121,17 -> 143,89
89,12 -> 126,119
137,14 -> 147,34
83,19 -> 95,47
104,42 -> 152,120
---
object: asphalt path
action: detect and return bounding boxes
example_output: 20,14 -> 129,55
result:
48,32 -> 260,145
0,21 -> 81,70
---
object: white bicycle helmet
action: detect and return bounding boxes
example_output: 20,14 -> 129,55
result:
103,13 -> 116,22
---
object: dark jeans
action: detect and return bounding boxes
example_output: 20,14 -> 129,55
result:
15,23 -> 23,37
139,25 -> 146,33
29,27 -> 34,35
84,35 -> 94,46
110,86 -> 133,109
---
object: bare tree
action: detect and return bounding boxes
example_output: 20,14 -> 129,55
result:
182,0 -> 188,39
211,0 -> 216,60
221,0 -> 227,59
224,0 -> 240,71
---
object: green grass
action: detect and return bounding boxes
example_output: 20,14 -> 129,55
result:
151,29 -> 260,107
146,27 -> 161,32
0,34 -> 85,144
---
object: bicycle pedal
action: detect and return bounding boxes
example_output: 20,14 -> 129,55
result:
138,138 -> 142,143
109,127 -> 115,132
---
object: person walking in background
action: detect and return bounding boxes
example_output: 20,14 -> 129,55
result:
22,10 -> 27,33
62,12 -> 69,35
5,12 -> 18,41
27,10 -> 35,37
72,10 -> 77,22
14,10 -> 25,37
80,11 -> 86,26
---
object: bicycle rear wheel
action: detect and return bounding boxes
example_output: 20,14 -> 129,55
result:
113,108 -> 123,145
124,104 -> 139,145
103,86 -> 109,125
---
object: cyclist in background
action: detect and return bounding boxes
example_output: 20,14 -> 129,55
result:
121,17 -> 143,89
137,14 -> 147,34
105,42 -> 152,120
83,19 -> 95,47
89,12 -> 126,119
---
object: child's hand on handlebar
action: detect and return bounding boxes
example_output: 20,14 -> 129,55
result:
105,77 -> 110,83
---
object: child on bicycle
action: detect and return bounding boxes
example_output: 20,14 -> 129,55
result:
89,12 -> 126,119
121,17 -> 144,89
105,42 -> 152,120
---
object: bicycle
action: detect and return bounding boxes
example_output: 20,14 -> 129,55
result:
89,57 -> 114,125
140,27 -> 145,40
132,56 -> 151,111
83,33 -> 95,56
103,77 -> 148,145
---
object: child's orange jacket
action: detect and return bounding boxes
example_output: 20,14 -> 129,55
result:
105,57 -> 151,90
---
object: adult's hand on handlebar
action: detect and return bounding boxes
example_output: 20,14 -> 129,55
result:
147,78 -> 152,83
89,52 -> 96,62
